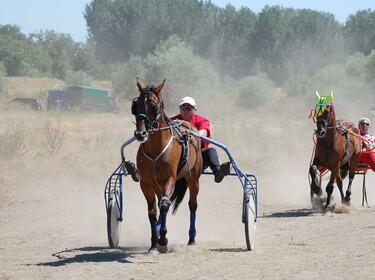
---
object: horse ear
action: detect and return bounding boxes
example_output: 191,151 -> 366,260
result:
136,77 -> 144,92
155,79 -> 166,94
329,91 -> 334,104
315,91 -> 321,104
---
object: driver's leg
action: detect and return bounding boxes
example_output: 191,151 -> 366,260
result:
202,148 -> 231,183
124,161 -> 140,182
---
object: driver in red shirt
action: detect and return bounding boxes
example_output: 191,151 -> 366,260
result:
358,117 -> 375,171
171,96 -> 231,183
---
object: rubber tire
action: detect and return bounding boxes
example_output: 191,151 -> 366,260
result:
244,193 -> 256,251
107,198 -> 121,248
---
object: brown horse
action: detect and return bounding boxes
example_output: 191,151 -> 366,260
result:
131,78 -> 203,254
309,92 -> 362,209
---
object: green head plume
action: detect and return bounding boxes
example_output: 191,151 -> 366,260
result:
315,91 -> 333,116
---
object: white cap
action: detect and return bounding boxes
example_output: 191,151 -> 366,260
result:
180,96 -> 196,107
359,117 -> 371,125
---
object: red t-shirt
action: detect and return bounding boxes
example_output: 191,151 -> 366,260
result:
171,113 -> 211,149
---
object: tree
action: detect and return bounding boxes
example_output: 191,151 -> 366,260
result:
345,9 -> 375,55
30,30 -> 78,79
252,6 -> 343,84
0,25 -> 52,76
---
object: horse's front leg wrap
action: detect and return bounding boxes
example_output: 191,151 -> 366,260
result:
188,212 -> 197,245
325,181 -> 334,208
158,196 -> 171,247
310,165 -> 321,195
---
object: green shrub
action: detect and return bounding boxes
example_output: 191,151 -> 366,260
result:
236,73 -> 277,108
64,70 -> 93,86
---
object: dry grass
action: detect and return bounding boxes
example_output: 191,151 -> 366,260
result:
1,76 -> 113,101
0,77 -> 317,207
3,77 -> 66,98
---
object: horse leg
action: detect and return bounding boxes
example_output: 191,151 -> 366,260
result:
325,167 -> 339,209
158,196 -> 171,253
309,164 -> 322,196
344,160 -> 358,204
325,180 -> 335,209
344,151 -> 361,204
336,174 -> 345,204
344,174 -> 354,204
140,181 -> 159,254
147,199 -> 159,254
187,179 -> 199,245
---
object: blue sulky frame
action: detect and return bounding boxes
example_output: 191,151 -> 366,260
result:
104,133 -> 258,250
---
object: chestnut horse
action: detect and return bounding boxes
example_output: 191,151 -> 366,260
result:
309,92 -> 361,209
131,78 -> 203,254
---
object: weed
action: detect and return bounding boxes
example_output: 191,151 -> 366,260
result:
0,121 -> 26,159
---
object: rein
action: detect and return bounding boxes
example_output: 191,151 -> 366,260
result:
346,130 -> 375,151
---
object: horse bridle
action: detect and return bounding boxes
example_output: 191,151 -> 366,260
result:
131,87 -> 163,132
315,104 -> 334,138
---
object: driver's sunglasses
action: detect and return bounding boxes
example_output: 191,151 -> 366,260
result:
362,123 -> 370,126
180,104 -> 195,111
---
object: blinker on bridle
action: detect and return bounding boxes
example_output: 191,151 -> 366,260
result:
132,86 -> 163,131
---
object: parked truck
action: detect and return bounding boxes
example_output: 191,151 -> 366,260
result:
47,85 -> 117,112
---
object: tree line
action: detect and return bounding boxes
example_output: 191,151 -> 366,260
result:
1,0 -> 375,103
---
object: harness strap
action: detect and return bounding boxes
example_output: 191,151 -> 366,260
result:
142,120 -> 199,190
142,127 -> 175,192
339,127 -> 351,166
171,123 -> 191,175
171,120 -> 197,179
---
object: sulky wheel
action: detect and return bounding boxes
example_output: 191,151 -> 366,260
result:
244,192 -> 256,251
107,197 -> 122,248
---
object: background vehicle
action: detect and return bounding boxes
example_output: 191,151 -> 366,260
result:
47,85 -> 117,112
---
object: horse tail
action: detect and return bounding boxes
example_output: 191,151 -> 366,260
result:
171,178 -> 188,214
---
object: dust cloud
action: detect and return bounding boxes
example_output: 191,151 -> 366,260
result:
1,76 -> 374,250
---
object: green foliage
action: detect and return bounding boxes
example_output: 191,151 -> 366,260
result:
2,3 -> 375,97
0,25 -> 52,76
144,36 -> 220,107
283,74 -> 313,99
236,73 -> 277,108
112,36 -> 221,109
30,30 -> 78,79
84,0 -> 258,76
283,52 -> 374,109
252,6 -> 344,84
111,56 -> 146,100
344,52 -> 367,78
345,9 -> 375,55
64,70 -> 93,86
364,50 -> 375,82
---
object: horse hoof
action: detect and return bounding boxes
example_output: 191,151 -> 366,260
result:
148,248 -> 159,256
343,199 -> 351,206
157,244 -> 168,253
188,240 -> 196,245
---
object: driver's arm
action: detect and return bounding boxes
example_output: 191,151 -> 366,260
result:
199,129 -> 208,137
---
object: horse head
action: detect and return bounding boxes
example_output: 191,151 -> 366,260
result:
315,91 -> 334,138
131,78 -> 166,142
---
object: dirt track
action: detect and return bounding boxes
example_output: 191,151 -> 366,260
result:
1,170 -> 375,280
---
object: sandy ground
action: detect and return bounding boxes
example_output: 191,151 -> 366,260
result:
1,165 -> 375,280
